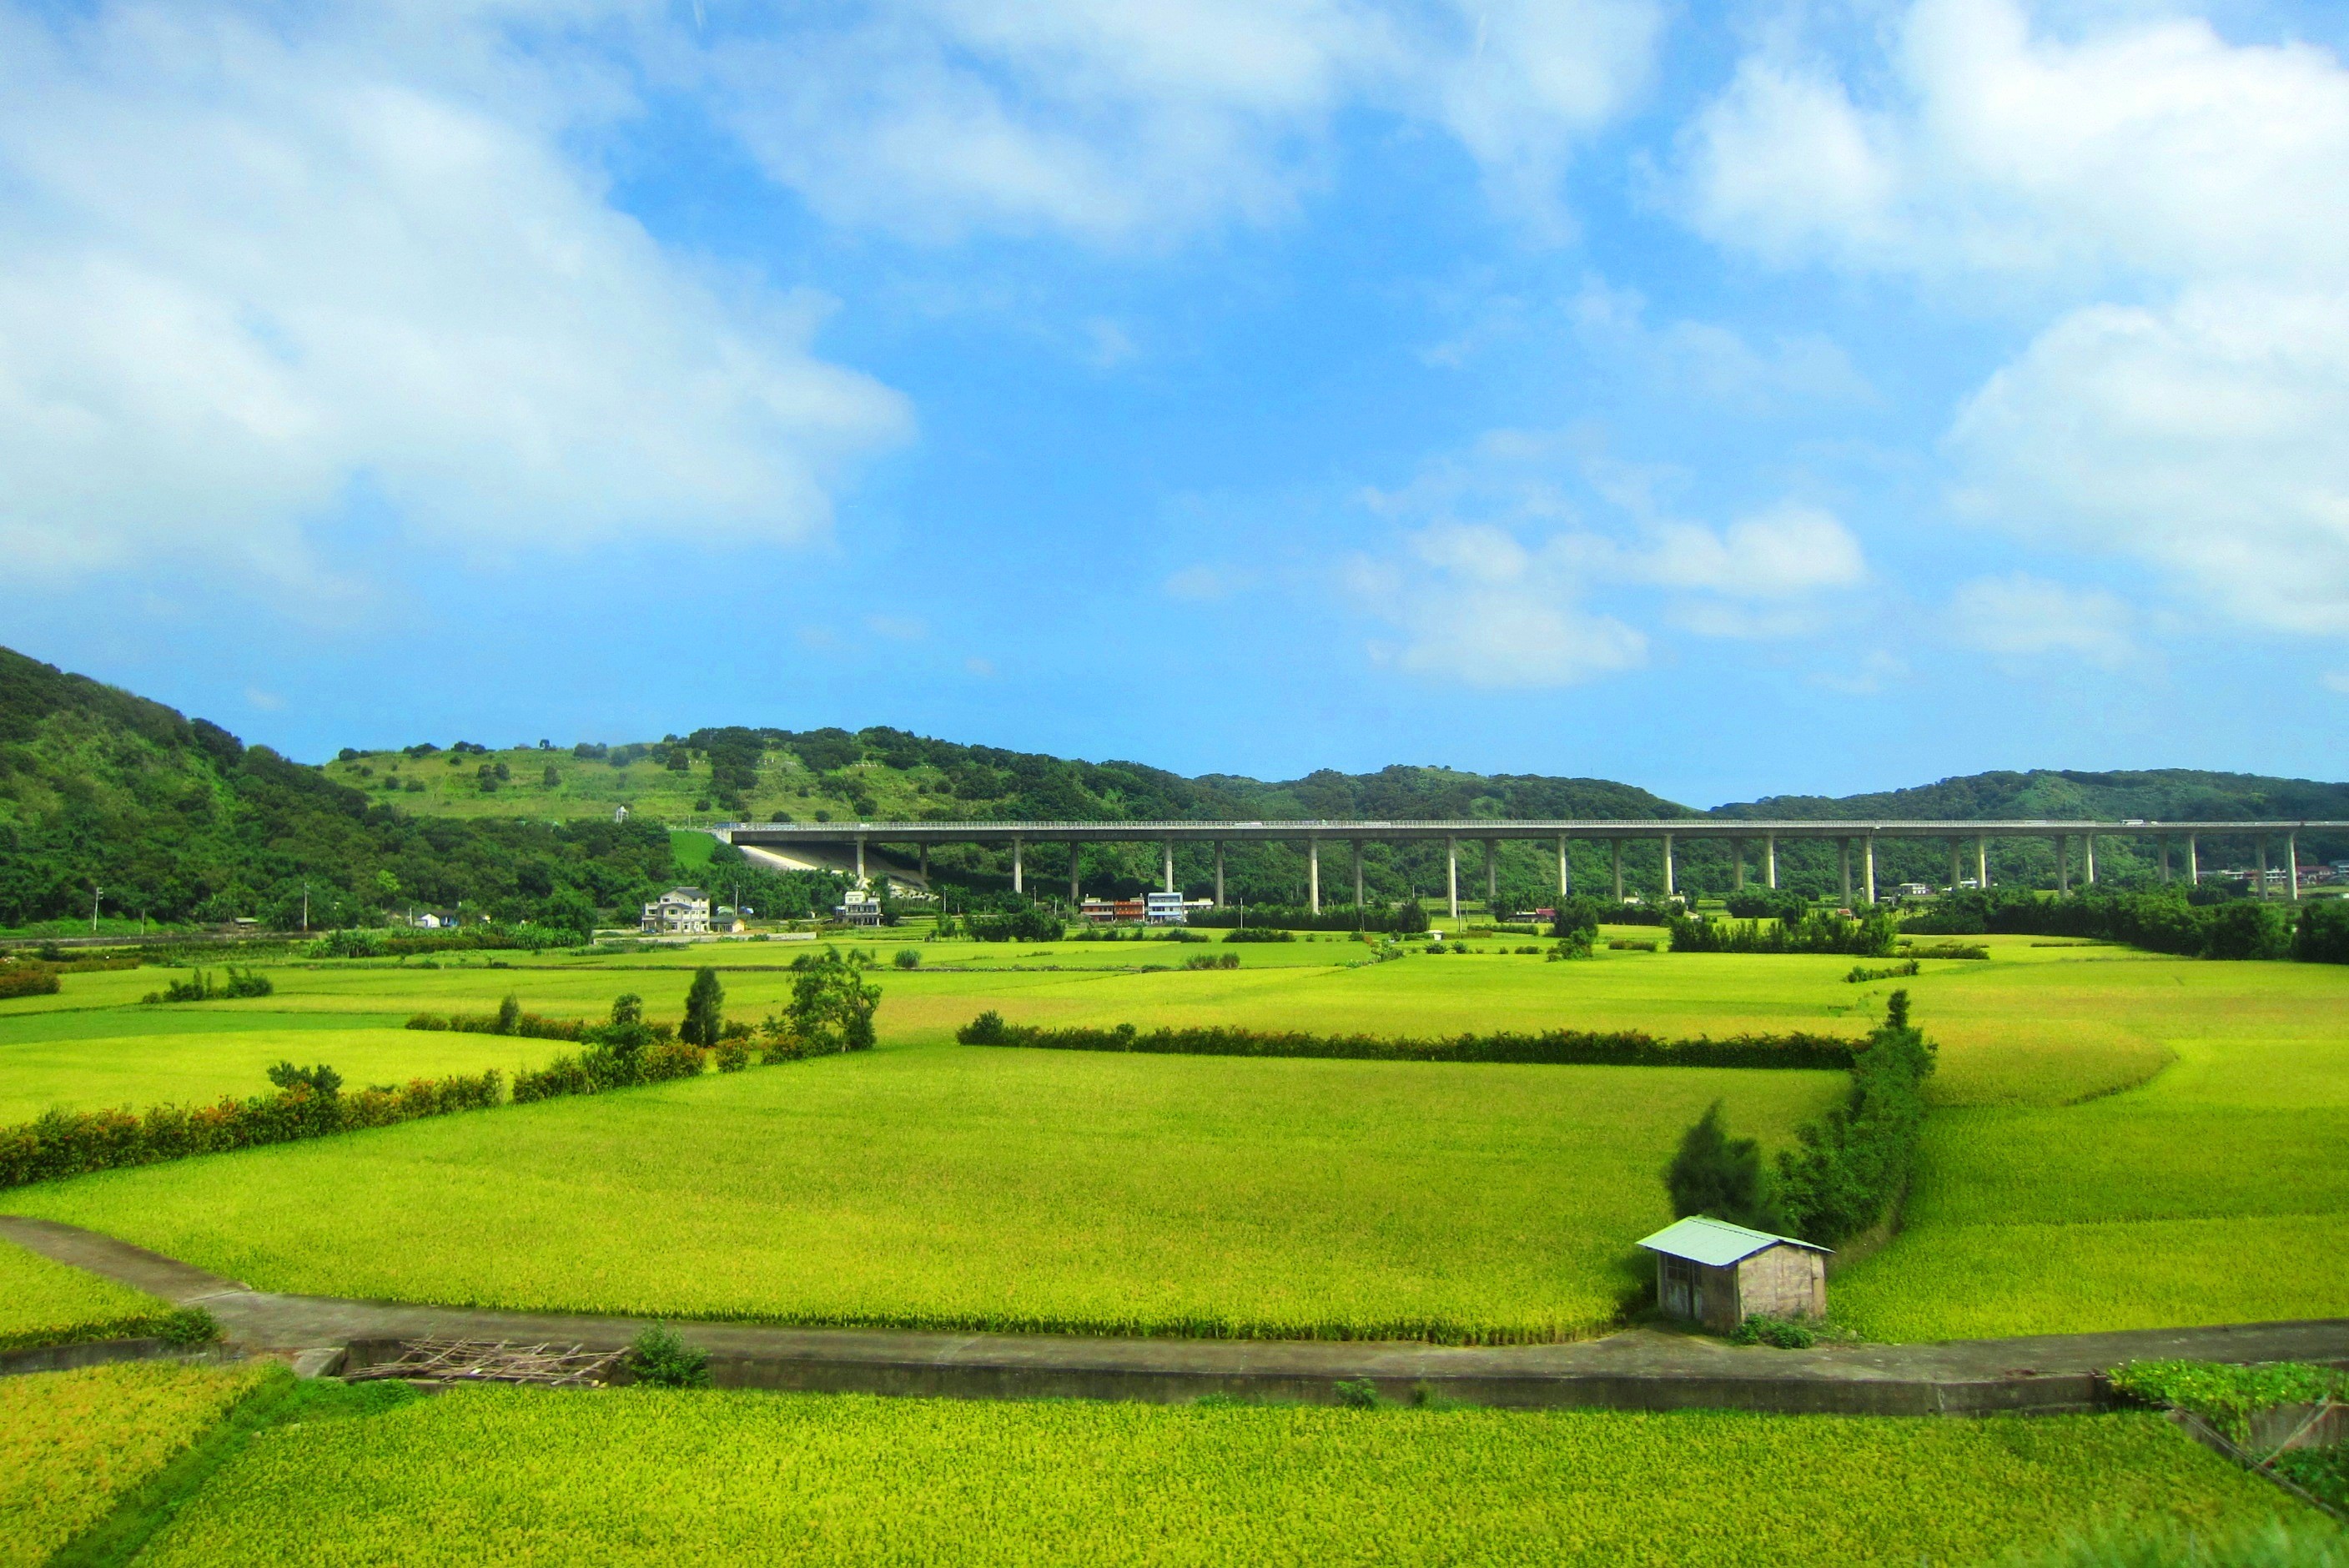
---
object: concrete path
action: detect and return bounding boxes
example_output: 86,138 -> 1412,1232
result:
8,1216 -> 2344,1414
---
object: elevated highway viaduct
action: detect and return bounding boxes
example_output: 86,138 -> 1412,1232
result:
722,818 -> 2348,919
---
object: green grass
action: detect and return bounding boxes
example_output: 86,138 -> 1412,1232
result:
136,1389 -> 2302,1568
0,1042 -> 1842,1341
0,1361 -> 265,1568
0,1237 -> 188,1350
5,937 -> 2345,1342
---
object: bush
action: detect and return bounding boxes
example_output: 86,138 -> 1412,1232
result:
1845,960 -> 1920,983
0,1066 -> 503,1190
1665,1101 -> 1778,1231
781,947 -> 880,1053
1905,887 -> 2304,962
1667,911 -> 1898,957
1773,992 -> 1935,1246
1188,903 -> 1428,933
956,1013 -> 1856,1069
0,964 -> 61,999
627,1324 -> 712,1390
680,967 -> 724,1048
1730,1313 -> 1818,1349
893,948 -> 922,969
308,929 -> 385,959
2298,900 -> 2349,964
141,966 -> 273,1003
1723,889 -> 1809,922
1182,952 -> 1240,970
264,1061 -> 343,1097
1222,928 -> 1295,944
2107,1359 -> 2347,1441
714,1041 -> 750,1073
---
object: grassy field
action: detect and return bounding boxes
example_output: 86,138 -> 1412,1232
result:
1,1041 -> 1841,1340
137,1388 -> 2305,1568
5,935 -> 2344,1341
0,1360 -> 264,1568
0,1237 -> 186,1349
322,740 -> 887,824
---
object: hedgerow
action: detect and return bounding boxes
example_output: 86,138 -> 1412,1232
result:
0,1070 -> 502,1191
0,962 -> 61,998
1667,910 -> 1899,957
1772,991 -> 1935,1246
1903,886 -> 2349,963
957,1012 -> 1858,1069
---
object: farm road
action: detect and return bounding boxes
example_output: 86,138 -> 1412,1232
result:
6,1215 -> 2344,1416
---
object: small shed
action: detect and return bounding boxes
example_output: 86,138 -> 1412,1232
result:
1637,1216 -> 1829,1335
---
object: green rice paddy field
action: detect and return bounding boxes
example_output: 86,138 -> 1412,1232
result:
3,932 -> 2345,1341
121,1389 -> 2313,1568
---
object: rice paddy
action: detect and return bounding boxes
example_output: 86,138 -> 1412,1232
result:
0,1236 -> 186,1350
132,1389 -> 2306,1568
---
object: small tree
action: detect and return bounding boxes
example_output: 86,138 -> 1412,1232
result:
787,947 -> 881,1053
681,967 -> 725,1047
1665,1100 -> 1778,1231
266,1061 -> 343,1097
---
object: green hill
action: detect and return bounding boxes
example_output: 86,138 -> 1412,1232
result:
6,640 -> 2343,927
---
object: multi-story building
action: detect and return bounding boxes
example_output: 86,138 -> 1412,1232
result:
641,887 -> 711,934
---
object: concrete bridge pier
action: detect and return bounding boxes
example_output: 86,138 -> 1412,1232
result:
1612,841 -> 1624,902
2257,837 -> 2271,898
1353,842 -> 1365,909
856,836 -> 868,885
1162,839 -> 1175,895
1485,842 -> 1498,912
1949,841 -> 1962,892
1733,839 -> 1746,891
1557,836 -> 1570,898
1446,837 -> 1460,920
1213,842 -> 1225,908
2057,836 -> 2070,895
1838,840 -> 1852,905
1069,847 -> 1081,906
1308,839 -> 1321,916
1976,835 -> 1989,889
2186,834 -> 2199,887
2289,832 -> 2301,899
1765,834 -> 1778,889
1011,837 -> 1024,896
2085,834 -> 2097,887
1662,833 -> 1676,902
1864,835 -> 1877,905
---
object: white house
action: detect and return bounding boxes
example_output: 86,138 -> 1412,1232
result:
1144,892 -> 1189,926
835,894 -> 883,927
641,887 -> 711,934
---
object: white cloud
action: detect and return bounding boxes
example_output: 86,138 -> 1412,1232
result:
0,3 -> 910,586
1347,435 -> 1870,684
701,0 -> 1664,246
864,613 -> 928,641
1349,523 -> 1649,688
1948,573 -> 2136,668
2323,670 -> 2349,696
1680,0 -> 2349,642
1543,275 -> 1873,409
1164,565 -> 1256,602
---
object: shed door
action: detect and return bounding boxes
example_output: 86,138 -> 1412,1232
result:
1659,1255 -> 1696,1319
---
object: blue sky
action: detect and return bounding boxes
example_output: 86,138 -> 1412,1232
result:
5,0 -> 2349,807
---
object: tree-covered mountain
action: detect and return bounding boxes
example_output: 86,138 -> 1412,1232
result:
4,642 -> 2342,927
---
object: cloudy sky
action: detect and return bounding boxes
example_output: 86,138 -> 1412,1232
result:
5,0 -> 2347,804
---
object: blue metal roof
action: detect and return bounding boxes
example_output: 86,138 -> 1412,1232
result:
1637,1215 -> 1830,1267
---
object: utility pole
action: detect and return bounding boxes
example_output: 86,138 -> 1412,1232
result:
90,883 -> 102,933
301,882 -> 310,933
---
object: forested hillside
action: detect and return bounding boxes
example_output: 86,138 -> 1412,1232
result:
5,642 -> 2343,927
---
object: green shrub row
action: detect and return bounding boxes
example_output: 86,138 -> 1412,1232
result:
511,1039 -> 706,1103
1222,927 -> 1295,944
1904,887 -> 2349,963
0,1071 -> 503,1190
1667,910 -> 1899,957
956,1012 -> 1858,1069
1187,903 -> 1432,933
405,996 -> 591,1041
142,967 -> 274,1003
0,964 -> 62,998
1772,992 -> 1936,1246
1845,960 -> 1920,983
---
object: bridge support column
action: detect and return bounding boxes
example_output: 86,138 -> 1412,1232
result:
1214,842 -> 1225,908
1486,842 -> 1498,912
1838,839 -> 1852,905
1662,833 -> 1676,901
2289,832 -> 2301,900
2057,835 -> 2070,895
1010,837 -> 1023,896
2257,837 -> 2270,898
1612,840 -> 1624,902
1977,835 -> 1989,890
1949,840 -> 1962,892
1308,839 -> 1321,916
1765,834 -> 1778,889
1558,836 -> 1571,897
918,845 -> 928,884
1446,837 -> 1460,920
1353,842 -> 1365,909
2186,834 -> 2199,887
1733,839 -> 1746,891
1864,834 -> 1877,905
2085,833 -> 2097,887
1163,839 -> 1175,895
856,836 -> 868,885
1069,846 -> 1080,907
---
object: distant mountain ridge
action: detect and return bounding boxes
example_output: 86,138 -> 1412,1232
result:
4,642 -> 2344,927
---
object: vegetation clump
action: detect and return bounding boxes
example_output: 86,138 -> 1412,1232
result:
2108,1359 -> 2348,1442
626,1324 -> 712,1390
958,1013 -> 1856,1069
143,967 -> 274,1003
1773,992 -> 1935,1246
1668,910 -> 1899,957
1665,1101 -> 1778,1232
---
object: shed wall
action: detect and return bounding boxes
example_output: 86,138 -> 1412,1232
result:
1736,1245 -> 1827,1320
